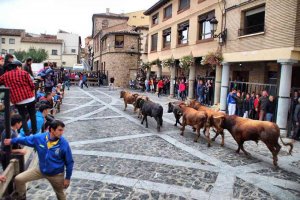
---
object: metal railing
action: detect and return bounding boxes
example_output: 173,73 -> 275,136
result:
238,24 -> 265,36
229,81 -> 278,96
0,88 -> 26,198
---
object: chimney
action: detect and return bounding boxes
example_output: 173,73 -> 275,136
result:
106,8 -> 110,15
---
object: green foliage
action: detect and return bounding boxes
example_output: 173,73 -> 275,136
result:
162,57 -> 175,68
150,59 -> 161,66
14,47 -> 48,63
14,50 -> 26,62
140,61 -> 151,70
179,55 -> 194,71
201,51 -> 223,68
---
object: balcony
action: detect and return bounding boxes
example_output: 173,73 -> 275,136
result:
238,24 -> 265,37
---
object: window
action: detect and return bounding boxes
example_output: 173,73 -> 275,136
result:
9,38 -> 15,44
163,28 -> 171,48
62,62 -> 66,65
133,16 -> 137,18
152,13 -> 159,26
178,0 -> 190,11
178,21 -> 189,45
164,5 -> 172,19
1,38 -> 5,44
101,38 -> 107,51
115,35 -> 124,48
102,20 -> 109,29
141,16 -> 145,19
240,6 -> 265,36
151,33 -> 158,51
1,49 -> 7,54
71,49 -> 76,53
9,49 -> 14,54
52,49 -> 58,55
198,11 -> 215,40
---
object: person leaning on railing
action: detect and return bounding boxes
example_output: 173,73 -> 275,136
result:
0,60 -> 37,136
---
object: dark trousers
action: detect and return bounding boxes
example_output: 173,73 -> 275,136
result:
81,81 -> 88,88
158,88 -> 163,97
45,87 -> 52,93
15,101 -> 37,136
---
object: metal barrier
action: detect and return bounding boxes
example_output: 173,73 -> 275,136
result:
0,88 -> 26,198
229,81 -> 278,96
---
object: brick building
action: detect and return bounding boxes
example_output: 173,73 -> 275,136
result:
145,0 -> 300,134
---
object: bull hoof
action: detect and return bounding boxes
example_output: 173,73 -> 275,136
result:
236,150 -> 240,154
220,143 -> 224,147
207,143 -> 211,147
157,128 -> 160,132
245,153 -> 251,157
141,122 -> 143,124
211,138 -> 216,142
193,139 -> 198,142
180,132 -> 184,136
146,126 -> 148,128
174,124 -> 177,126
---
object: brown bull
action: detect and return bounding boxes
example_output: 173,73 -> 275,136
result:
120,91 -> 139,111
188,100 -> 225,146
179,104 -> 208,145
213,115 -> 293,166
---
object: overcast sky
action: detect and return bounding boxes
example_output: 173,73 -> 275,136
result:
0,0 -> 157,43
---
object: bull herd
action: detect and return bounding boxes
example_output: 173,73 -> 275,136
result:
120,90 -> 293,167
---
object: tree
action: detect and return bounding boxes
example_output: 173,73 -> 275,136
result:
14,47 -> 48,63
14,50 -> 27,62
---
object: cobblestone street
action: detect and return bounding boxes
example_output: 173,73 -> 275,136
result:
27,87 -> 300,200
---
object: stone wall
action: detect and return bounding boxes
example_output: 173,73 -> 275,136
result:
101,52 -> 139,87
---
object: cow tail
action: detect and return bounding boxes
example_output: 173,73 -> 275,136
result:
279,136 -> 293,155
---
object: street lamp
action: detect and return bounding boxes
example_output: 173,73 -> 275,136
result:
209,17 -> 227,44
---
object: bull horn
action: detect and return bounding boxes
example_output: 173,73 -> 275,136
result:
213,115 -> 224,119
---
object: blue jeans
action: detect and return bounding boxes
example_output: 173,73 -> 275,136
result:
64,81 -> 70,90
266,113 -> 273,122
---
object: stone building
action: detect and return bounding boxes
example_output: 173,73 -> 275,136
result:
92,9 -> 149,87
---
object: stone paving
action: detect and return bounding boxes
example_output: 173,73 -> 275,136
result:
26,86 -> 300,200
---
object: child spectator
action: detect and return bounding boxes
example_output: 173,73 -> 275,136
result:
1,114 -> 27,170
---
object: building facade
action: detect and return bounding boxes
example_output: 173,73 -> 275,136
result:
91,9 -> 149,87
57,30 -> 81,68
0,28 -> 82,68
219,0 -> 300,134
145,0 -> 300,134
144,0 -> 223,98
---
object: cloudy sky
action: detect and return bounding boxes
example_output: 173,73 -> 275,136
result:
0,0 -> 157,43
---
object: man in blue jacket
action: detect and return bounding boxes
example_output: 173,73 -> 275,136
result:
4,120 -> 73,200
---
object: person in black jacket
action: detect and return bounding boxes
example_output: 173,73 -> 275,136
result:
243,93 -> 251,118
233,91 -> 244,117
265,95 -> 276,122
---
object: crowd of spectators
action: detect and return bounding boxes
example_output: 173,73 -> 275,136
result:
0,54 -> 65,173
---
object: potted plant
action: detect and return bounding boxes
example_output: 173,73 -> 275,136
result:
162,57 -> 175,68
201,51 -> 224,69
179,55 -> 194,71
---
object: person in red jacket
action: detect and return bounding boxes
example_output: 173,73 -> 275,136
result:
157,79 -> 164,97
179,79 -> 186,101
0,60 -> 37,136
